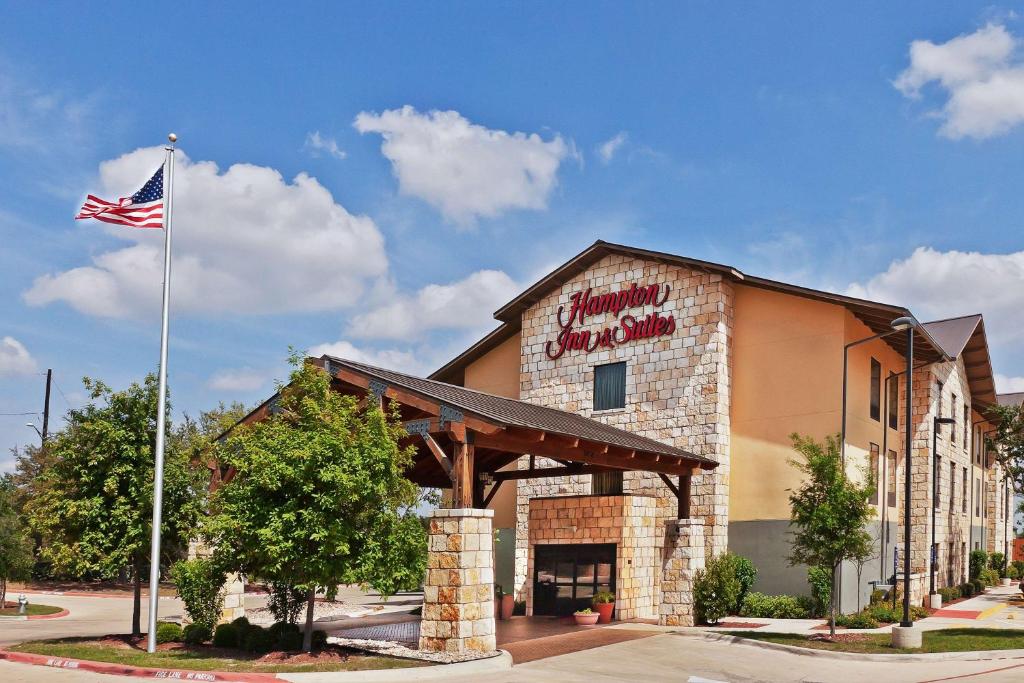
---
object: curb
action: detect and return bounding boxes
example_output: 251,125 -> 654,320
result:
0,648 -> 513,682
0,608 -> 70,621
674,631 -> 1024,663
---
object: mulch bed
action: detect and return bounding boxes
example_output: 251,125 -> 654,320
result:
89,635 -> 358,662
807,633 -> 875,643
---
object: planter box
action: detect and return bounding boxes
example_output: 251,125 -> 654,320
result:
574,612 -> 600,626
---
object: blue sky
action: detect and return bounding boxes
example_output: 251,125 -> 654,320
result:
3,2 -> 1024,469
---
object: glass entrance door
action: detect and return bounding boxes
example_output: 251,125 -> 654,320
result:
532,543 -> 616,616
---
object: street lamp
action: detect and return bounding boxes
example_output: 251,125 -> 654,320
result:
930,416 -> 956,602
889,315 -> 918,640
25,422 -> 43,441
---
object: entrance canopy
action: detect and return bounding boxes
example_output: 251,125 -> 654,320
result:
226,355 -> 717,513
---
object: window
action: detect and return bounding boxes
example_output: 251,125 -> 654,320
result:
870,359 -> 881,421
950,461 -> 956,513
933,456 -> 941,510
975,478 -> 981,517
962,466 -> 968,513
936,381 -> 944,431
869,443 -> 880,505
888,372 -> 899,429
950,395 -> 957,444
963,403 -> 969,452
593,362 -> 626,411
591,470 -> 623,495
887,450 -> 898,507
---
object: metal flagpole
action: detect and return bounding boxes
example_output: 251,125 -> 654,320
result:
146,133 -> 177,653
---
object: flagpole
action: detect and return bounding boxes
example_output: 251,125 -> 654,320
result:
146,133 -> 176,653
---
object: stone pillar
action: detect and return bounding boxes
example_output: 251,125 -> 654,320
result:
187,539 -> 245,623
659,518 -> 705,626
420,508 -> 497,654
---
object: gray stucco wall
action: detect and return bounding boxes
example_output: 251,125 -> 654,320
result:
494,528 -> 516,596
729,519 -> 896,614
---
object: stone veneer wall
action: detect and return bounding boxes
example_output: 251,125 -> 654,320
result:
659,518 -> 705,626
419,508 -> 497,654
514,253 -> 733,601
526,495 -> 659,620
895,357 -> 979,601
187,541 -> 245,623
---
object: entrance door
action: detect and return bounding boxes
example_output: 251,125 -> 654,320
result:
533,543 -> 616,616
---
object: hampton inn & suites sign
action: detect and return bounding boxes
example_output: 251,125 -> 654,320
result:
545,282 -> 676,359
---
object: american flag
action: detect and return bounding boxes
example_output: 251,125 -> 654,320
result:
75,166 -> 165,228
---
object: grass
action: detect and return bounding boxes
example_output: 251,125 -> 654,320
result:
9,638 -> 430,673
0,603 -> 63,616
721,628 -> 1024,654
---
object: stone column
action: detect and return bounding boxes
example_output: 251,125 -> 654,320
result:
659,518 -> 705,626
419,508 -> 497,654
187,539 -> 245,623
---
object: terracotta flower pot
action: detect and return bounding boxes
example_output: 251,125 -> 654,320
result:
574,611 -> 600,626
501,594 -> 515,620
594,602 -> 614,623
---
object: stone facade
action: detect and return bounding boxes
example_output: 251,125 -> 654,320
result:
894,356 -> 995,601
419,508 -> 497,654
513,253 -> 733,600
659,518 -> 705,626
526,495 -> 660,619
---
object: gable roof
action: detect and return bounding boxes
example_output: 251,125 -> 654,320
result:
998,392 -> 1024,407
325,355 -> 717,468
921,314 -> 998,408
433,239 -> 953,380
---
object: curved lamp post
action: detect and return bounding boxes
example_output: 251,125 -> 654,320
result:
890,315 -> 917,633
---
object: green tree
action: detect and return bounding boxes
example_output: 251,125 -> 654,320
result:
0,477 -> 34,607
787,433 -> 875,637
205,354 -> 427,651
26,374 -> 205,635
987,402 -> 1024,505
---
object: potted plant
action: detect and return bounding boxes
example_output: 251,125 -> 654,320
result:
573,607 -> 600,626
501,590 -> 515,620
592,590 -> 615,623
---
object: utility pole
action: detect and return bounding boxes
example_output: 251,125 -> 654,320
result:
41,368 -> 52,444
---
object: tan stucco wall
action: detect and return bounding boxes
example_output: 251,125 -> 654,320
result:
462,331 -> 521,529
730,288 -> 907,521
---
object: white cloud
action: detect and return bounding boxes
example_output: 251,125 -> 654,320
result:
597,131 -> 628,164
346,269 -> 519,340
894,23 -> 1024,139
208,367 -> 271,392
353,106 -> 570,224
846,247 -> 1024,343
308,340 -> 424,375
0,336 -> 37,376
304,131 -> 346,160
995,374 -> 1024,393
0,66 -> 96,153
24,147 -> 389,318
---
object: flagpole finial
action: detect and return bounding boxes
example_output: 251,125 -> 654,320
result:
167,133 -> 177,143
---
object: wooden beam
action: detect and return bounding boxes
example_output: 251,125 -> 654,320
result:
492,463 -> 618,481
421,433 -> 453,477
482,479 -> 504,507
678,474 -> 692,519
657,473 -> 679,496
450,434 -> 475,508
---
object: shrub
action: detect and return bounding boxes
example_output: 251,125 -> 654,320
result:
311,629 -> 328,650
182,623 -> 212,645
242,626 -> 275,653
213,623 -> 240,648
959,582 -> 975,598
269,621 -> 303,651
231,616 -> 251,629
869,589 -> 886,606
865,603 -> 899,623
170,559 -> 226,632
266,582 -> 306,625
834,611 -> 879,629
982,568 -> 1001,587
693,553 -> 742,624
1013,560 -> 1024,578
807,566 -> 832,618
796,595 -> 817,616
972,578 -> 985,594
937,586 -> 960,603
733,556 -> 758,613
989,552 -> 1007,577
969,550 -> 987,580
739,592 -> 809,619
155,622 -> 183,644
1008,564 -> 1021,580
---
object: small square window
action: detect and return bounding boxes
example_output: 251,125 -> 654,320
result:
593,362 -> 626,411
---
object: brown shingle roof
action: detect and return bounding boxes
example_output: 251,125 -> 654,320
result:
997,392 -> 1024,407
324,355 -> 717,468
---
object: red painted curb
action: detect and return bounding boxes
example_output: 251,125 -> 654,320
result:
0,649 -> 280,682
27,608 -> 71,620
